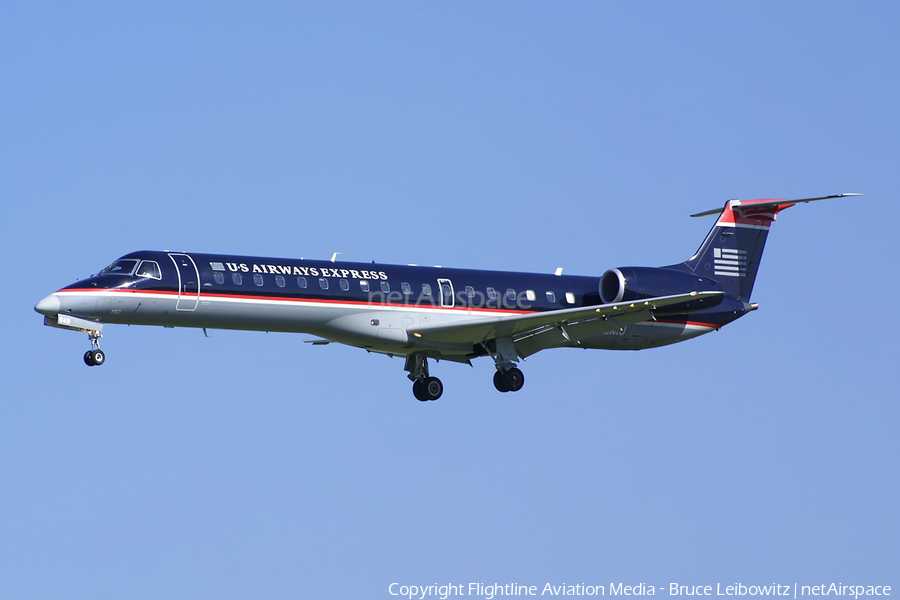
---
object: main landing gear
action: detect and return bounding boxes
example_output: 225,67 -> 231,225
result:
413,377 -> 443,402
489,336 -> 525,394
405,355 -> 443,401
83,331 -> 105,367
402,342 -> 527,401
493,367 -> 525,393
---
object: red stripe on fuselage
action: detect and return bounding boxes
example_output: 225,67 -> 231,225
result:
57,288 -> 539,315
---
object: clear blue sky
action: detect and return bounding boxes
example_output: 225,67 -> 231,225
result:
2,2 -> 897,598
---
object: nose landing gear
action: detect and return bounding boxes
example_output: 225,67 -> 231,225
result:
84,349 -> 105,366
83,331 -> 105,367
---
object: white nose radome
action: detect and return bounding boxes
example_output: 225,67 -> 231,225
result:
34,294 -> 60,316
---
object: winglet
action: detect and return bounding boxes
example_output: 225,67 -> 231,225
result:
691,193 -> 863,218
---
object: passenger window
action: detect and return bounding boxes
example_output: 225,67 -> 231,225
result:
297,276 -> 308,289
506,288 -> 516,301
232,273 -> 243,285
253,273 -> 264,286
339,279 -> 349,291
275,275 -> 285,288
319,278 -> 329,290
565,292 -> 576,304
422,283 -> 432,296
465,286 -> 475,298
525,290 -> 536,301
380,281 -> 390,293
360,280 -> 370,292
214,272 -> 225,285
487,287 -> 497,300
136,260 -> 161,280
401,282 -> 411,294
546,291 -> 556,303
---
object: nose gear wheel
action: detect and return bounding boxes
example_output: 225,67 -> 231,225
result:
84,349 -> 106,366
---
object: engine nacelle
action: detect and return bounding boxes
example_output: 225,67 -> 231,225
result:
599,267 -> 725,314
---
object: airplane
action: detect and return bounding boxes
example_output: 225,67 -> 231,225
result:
34,194 -> 859,401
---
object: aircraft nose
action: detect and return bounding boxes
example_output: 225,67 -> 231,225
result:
34,294 -> 60,316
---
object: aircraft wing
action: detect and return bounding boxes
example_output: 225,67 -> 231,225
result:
408,291 -> 724,355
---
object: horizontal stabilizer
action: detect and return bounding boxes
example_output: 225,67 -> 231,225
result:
690,193 -> 863,218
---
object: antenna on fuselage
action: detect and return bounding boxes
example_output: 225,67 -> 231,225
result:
331,252 -> 340,262
555,267 -> 564,276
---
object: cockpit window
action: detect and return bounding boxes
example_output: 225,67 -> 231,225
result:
100,259 -> 139,276
136,260 -> 161,280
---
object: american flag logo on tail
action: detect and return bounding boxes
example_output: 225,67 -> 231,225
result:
713,248 -> 747,277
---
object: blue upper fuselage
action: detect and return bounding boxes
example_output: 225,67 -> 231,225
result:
59,250 -> 749,329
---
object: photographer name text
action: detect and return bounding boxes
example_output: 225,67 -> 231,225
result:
388,583 -> 891,600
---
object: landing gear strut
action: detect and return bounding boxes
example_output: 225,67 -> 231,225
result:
83,331 -> 105,367
405,354 -> 443,401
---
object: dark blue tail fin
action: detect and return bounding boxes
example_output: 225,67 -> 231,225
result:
666,194 -> 860,301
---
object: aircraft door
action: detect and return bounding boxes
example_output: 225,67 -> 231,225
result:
168,253 -> 200,311
437,278 -> 454,308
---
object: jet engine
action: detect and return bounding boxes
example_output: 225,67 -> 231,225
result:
599,267 -> 725,314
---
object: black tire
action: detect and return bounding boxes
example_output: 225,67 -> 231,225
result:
503,367 -> 524,392
412,380 -> 428,402
493,370 -> 510,393
90,349 -> 105,366
423,376 -> 443,401
84,351 -> 95,366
